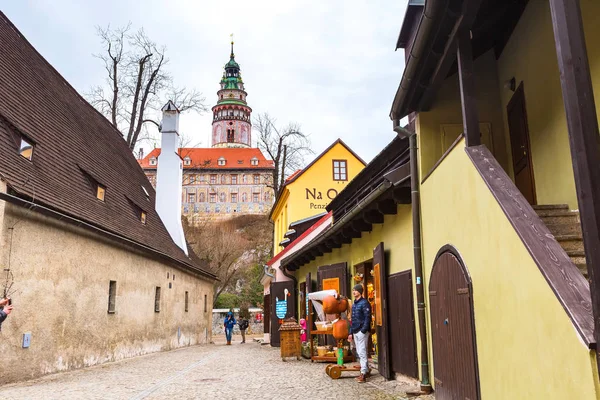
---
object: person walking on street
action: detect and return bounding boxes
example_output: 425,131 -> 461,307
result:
348,284 -> 371,383
224,311 -> 236,345
238,316 -> 249,344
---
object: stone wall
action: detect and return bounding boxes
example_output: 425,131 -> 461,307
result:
212,308 -> 263,336
0,202 -> 215,384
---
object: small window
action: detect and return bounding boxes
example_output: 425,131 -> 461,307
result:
149,157 -> 157,166
140,211 -> 147,224
251,157 -> 259,166
210,174 -> 217,184
253,193 -> 259,202
19,138 -> 33,160
188,193 -> 196,203
238,160 -> 243,164
199,175 -> 205,183
231,175 -> 238,184
184,157 -> 191,166
185,291 -> 189,312
253,174 -> 260,184
333,160 -> 348,181
227,130 -> 235,143
108,281 -> 117,313
231,193 -> 238,203
155,287 -> 161,312
189,175 -> 195,184
204,294 -> 207,313
97,185 -> 106,201
218,158 -> 226,166
210,193 -> 216,203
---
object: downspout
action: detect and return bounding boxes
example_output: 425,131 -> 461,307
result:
394,122 -> 432,393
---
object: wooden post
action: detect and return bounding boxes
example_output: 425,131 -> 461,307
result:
549,0 -> 600,374
457,31 -> 481,147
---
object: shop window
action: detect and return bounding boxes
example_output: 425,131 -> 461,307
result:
333,160 -> 348,181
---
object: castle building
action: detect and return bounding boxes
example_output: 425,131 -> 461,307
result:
140,41 -> 274,222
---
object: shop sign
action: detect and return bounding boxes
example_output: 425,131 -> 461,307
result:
322,277 -> 340,293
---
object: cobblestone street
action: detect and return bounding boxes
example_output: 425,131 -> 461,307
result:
0,335 -> 433,400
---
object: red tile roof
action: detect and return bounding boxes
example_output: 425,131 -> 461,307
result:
139,147 -> 275,170
285,169 -> 303,183
0,12 -> 215,280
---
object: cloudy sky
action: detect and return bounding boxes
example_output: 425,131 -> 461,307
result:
2,1 -> 407,164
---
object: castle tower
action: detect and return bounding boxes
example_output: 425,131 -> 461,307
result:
211,40 -> 252,148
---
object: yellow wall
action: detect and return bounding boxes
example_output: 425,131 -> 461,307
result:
294,204 -> 414,329
272,142 -> 365,255
417,136 -> 598,399
417,50 -> 510,179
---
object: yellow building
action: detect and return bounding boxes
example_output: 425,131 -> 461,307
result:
280,1 -> 600,398
270,139 -> 365,255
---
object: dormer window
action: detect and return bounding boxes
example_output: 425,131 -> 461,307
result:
97,185 -> 106,201
142,186 -> 150,201
19,137 -> 34,160
149,157 -> 157,166
184,157 -> 191,166
238,160 -> 243,164
250,157 -> 259,166
218,157 -> 226,166
140,211 -> 147,224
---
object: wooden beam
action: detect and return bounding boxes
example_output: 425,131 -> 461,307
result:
377,198 -> 398,215
550,0 -> 600,367
457,30 -> 481,147
353,219 -> 372,233
363,209 -> 384,225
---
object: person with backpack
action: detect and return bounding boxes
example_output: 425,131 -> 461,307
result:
224,311 -> 236,345
238,316 -> 249,344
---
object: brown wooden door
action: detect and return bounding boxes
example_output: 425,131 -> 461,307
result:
317,263 -> 348,346
388,270 -> 418,379
507,82 -> 536,204
263,293 -> 271,334
429,251 -> 480,400
270,280 -> 297,347
373,243 -> 392,380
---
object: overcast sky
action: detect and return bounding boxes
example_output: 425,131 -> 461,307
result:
2,1 -> 407,164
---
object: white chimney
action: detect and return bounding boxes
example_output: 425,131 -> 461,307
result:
155,101 -> 188,256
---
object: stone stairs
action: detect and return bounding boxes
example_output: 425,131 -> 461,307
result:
533,204 -> 587,279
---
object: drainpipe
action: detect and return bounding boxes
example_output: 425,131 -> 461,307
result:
394,122 -> 432,393
281,265 -> 298,319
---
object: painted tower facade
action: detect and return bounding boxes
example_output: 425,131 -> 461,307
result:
211,41 -> 252,148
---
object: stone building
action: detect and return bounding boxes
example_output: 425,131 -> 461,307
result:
139,41 -> 274,222
0,12 -> 216,384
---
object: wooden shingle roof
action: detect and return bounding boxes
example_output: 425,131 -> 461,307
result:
0,12 -> 215,280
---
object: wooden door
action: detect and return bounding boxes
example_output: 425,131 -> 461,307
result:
388,271 -> 418,379
263,293 -> 271,334
299,282 -> 306,320
507,82 -> 536,204
374,243 -> 392,380
270,280 -> 297,347
317,263 -> 348,346
429,251 -> 480,400
354,261 -> 375,356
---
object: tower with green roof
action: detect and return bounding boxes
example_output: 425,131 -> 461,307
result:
211,40 -> 252,148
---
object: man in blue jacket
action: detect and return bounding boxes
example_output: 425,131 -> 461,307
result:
348,284 -> 371,383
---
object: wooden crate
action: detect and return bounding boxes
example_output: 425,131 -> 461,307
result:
279,318 -> 302,360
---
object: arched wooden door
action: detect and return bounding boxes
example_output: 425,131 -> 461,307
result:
429,250 -> 480,400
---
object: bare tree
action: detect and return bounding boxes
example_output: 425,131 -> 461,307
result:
87,24 -> 208,150
253,113 -> 313,197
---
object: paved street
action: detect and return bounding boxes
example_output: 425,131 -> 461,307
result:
0,335 -> 433,400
